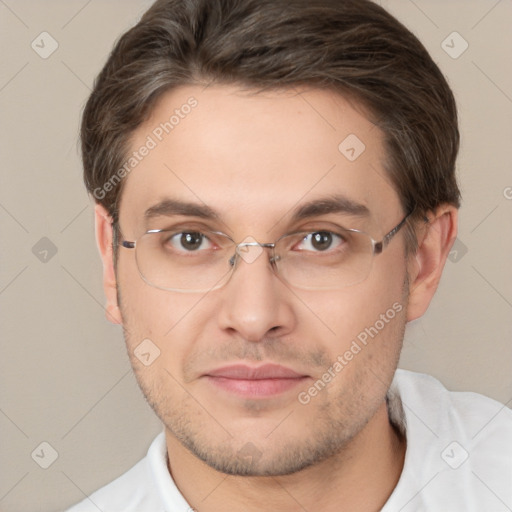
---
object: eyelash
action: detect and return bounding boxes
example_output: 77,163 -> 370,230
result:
158,227 -> 350,253
152,220 -> 354,236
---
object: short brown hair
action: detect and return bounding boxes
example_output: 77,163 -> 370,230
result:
81,0 -> 460,248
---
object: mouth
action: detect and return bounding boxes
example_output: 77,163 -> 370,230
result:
202,363 -> 311,398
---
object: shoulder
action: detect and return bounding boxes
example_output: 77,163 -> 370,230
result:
384,369 -> 512,511
65,434 -> 166,512
393,368 -> 512,439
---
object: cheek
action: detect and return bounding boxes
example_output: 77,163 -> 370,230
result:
117,253 -> 195,335
302,275 -> 407,400
298,266 -> 406,348
297,260 -> 407,398
116,256 -> 218,376
358,249 -> 408,318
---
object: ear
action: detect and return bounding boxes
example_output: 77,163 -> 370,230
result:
406,205 -> 458,322
94,203 -> 122,325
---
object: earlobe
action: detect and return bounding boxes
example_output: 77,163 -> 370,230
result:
94,203 -> 122,325
406,205 -> 458,322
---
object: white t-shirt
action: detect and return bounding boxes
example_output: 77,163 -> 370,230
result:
66,369 -> 512,511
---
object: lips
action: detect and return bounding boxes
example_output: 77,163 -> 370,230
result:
205,364 -> 306,380
203,364 -> 310,398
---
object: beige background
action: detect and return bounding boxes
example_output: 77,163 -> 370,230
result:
0,1 -> 511,510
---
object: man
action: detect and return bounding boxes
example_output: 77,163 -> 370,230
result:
68,0 -> 512,510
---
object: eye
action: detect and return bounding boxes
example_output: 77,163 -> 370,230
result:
295,231 -> 344,252
166,231 -> 213,252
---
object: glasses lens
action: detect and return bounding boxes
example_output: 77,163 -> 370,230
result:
135,230 -> 234,292
275,229 -> 374,290
133,227 -> 375,292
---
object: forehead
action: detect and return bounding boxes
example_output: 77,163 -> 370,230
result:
119,84 -> 401,234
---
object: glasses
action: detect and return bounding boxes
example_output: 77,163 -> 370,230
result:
117,211 -> 413,293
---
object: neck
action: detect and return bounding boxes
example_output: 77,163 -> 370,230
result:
166,400 -> 406,512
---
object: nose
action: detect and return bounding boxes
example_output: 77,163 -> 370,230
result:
216,244 -> 296,343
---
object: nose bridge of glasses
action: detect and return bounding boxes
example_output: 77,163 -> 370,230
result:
230,238 -> 276,266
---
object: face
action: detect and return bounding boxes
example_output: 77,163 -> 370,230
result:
111,85 -> 411,476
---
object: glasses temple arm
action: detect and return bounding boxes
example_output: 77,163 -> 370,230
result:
376,207 -> 418,254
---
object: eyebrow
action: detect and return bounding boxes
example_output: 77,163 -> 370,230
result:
144,199 -> 218,220
289,195 -> 370,221
143,194 -> 369,225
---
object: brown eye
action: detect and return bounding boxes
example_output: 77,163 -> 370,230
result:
180,232 -> 203,250
311,232 -> 333,251
297,231 -> 344,252
166,232 -> 212,252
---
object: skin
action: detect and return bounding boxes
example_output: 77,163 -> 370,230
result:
95,84 -> 457,511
